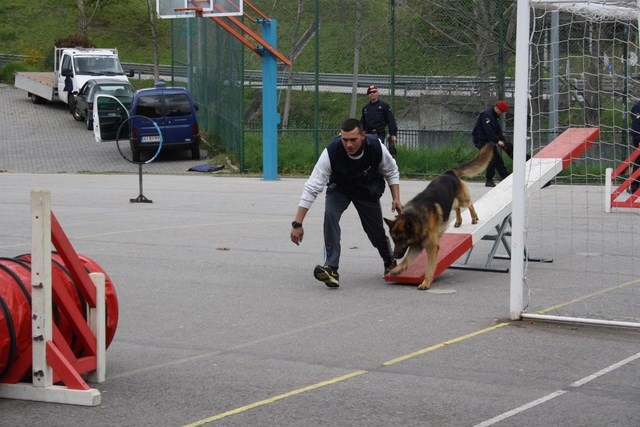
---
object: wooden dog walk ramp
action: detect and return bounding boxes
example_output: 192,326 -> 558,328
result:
385,127 -> 599,285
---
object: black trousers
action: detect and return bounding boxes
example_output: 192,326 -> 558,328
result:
482,143 -> 510,181
322,185 -> 393,269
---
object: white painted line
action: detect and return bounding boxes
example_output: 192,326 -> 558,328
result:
570,351 -> 640,388
473,391 -> 568,427
473,351 -> 640,427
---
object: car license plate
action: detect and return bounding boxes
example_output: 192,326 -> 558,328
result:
141,135 -> 161,143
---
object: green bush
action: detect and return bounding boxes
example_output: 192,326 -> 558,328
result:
0,61 -> 32,84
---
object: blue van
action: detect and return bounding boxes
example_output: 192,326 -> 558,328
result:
93,82 -> 201,162
128,82 -> 201,161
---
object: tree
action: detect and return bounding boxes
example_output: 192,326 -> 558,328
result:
75,0 -> 127,38
76,0 -> 100,38
281,0 -> 317,128
146,0 -> 161,82
349,0 -> 364,118
402,0 -> 516,79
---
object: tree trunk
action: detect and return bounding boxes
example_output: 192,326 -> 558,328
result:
77,0 -> 89,37
146,0 -> 160,82
349,0 -> 363,118
76,0 -> 103,39
473,0 -> 496,100
282,0 -> 316,129
584,23 -> 601,127
282,0 -> 304,129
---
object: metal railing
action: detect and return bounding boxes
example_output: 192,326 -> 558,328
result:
0,53 -> 28,65
2,54 -> 591,96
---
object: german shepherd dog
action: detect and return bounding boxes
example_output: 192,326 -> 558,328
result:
384,143 -> 494,290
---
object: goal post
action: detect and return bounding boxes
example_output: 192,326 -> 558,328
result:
511,0 -> 640,328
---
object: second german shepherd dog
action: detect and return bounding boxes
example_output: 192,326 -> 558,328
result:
384,143 -> 494,290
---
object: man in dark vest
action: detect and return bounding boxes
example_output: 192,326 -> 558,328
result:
361,85 -> 398,157
290,118 -> 403,288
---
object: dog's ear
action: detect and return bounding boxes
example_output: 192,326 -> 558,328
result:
405,217 -> 413,234
384,217 -> 395,229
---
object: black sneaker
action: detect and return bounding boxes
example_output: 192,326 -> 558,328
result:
313,265 -> 340,288
485,180 -> 496,187
384,259 -> 397,276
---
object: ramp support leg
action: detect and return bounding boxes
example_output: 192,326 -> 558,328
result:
451,214 -> 552,273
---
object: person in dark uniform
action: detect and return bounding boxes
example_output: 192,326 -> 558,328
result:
472,100 -> 511,187
629,99 -> 640,193
64,74 -> 76,114
290,118 -> 403,288
361,85 -> 398,157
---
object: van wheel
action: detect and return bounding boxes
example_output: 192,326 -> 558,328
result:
191,146 -> 201,160
30,93 -> 45,104
86,118 -> 93,130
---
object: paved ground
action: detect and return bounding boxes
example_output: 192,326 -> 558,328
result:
0,83 -> 209,175
0,83 -> 639,426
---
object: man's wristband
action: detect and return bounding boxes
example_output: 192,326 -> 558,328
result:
291,221 -> 303,229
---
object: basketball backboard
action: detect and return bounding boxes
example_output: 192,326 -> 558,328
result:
157,0 -> 243,19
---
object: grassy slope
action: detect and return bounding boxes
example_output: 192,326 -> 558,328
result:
0,0 -> 171,63
0,1 -> 439,75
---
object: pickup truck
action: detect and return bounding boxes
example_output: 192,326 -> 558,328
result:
14,46 -> 133,106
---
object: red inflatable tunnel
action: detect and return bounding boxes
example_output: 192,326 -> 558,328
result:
0,253 -> 118,379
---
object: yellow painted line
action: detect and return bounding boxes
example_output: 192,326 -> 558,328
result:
182,370 -> 368,427
535,278 -> 640,314
383,322 -> 510,366
182,322 -> 510,426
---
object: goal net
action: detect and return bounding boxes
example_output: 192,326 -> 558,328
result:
512,0 -> 640,327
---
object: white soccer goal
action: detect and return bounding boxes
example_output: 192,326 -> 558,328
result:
510,0 -> 640,328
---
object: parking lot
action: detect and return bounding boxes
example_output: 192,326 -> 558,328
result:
0,83 -> 639,426
0,83 -> 205,174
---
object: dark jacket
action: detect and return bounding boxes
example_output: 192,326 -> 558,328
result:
361,100 -> 398,137
631,100 -> 640,145
326,135 -> 385,201
472,107 -> 505,147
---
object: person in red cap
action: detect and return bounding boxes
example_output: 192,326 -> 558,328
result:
471,100 -> 511,187
361,85 -> 398,158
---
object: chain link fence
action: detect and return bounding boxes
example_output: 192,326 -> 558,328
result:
171,1 -> 517,173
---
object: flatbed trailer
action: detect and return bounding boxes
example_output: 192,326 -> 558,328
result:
14,72 -> 58,104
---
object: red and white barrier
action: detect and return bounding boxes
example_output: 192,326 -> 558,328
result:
0,190 -> 118,406
605,145 -> 640,211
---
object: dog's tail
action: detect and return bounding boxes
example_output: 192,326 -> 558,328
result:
451,143 -> 494,178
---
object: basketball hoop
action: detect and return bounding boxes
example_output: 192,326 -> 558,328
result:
157,0 -> 243,19
175,7 -> 204,17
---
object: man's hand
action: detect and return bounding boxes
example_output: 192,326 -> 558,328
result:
497,140 -> 506,148
290,227 -> 304,246
392,199 -> 403,214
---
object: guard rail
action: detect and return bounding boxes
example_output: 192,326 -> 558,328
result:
2,54 -> 591,94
